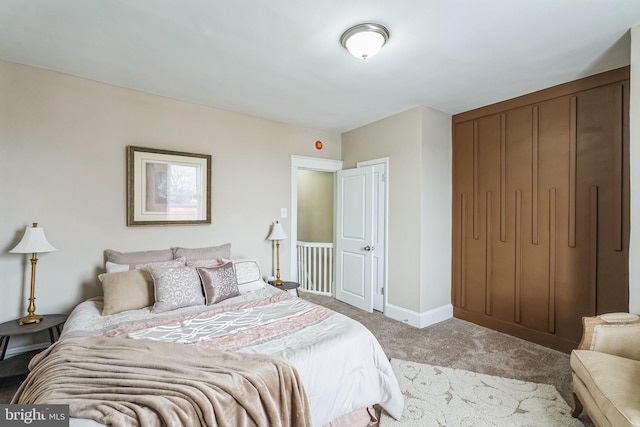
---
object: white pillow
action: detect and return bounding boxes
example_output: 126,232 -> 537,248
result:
105,261 -> 130,273
224,259 -> 267,293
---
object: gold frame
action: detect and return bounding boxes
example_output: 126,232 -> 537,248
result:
127,146 -> 211,226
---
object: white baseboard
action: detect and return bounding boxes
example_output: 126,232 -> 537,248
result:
4,342 -> 49,359
384,303 -> 453,328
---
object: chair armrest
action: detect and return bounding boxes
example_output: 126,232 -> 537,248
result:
578,313 -> 640,360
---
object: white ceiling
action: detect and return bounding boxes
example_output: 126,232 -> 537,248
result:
1,0 -> 639,133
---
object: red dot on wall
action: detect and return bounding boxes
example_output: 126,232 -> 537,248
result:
315,140 -> 323,150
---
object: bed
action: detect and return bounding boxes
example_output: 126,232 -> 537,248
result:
13,246 -> 404,427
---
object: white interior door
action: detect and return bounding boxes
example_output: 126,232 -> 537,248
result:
335,166 -> 374,312
367,163 -> 386,312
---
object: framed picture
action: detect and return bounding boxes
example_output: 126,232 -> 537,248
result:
127,146 -> 211,226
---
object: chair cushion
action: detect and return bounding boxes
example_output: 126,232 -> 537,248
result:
571,350 -> 640,427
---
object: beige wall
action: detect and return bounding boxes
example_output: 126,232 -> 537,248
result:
0,60 -> 341,349
297,170 -> 334,242
420,107 -> 452,312
343,107 -> 452,315
630,25 -> 640,314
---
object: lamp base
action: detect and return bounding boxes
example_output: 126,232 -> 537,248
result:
273,279 -> 284,286
19,313 -> 42,325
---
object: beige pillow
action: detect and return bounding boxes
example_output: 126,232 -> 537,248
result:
173,244 -> 231,260
99,269 -> 154,315
197,263 -> 240,305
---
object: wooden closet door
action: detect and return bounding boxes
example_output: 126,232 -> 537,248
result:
452,67 -> 629,353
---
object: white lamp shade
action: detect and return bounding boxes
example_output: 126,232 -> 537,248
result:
267,221 -> 288,241
10,225 -> 56,254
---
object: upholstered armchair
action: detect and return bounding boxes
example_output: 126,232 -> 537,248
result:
570,313 -> 640,427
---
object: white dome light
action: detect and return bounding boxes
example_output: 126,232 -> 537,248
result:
340,23 -> 390,60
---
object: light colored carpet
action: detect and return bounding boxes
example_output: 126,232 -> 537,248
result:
380,359 -> 584,427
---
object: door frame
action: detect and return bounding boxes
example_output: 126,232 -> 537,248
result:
290,155 -> 343,282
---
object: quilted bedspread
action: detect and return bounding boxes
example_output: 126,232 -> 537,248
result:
59,286 -> 404,426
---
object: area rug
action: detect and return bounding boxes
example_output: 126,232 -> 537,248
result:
380,359 -> 584,427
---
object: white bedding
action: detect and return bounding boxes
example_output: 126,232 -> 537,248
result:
61,286 -> 403,426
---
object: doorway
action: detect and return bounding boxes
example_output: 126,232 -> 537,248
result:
290,155 -> 388,313
297,169 -> 335,295
289,156 -> 342,286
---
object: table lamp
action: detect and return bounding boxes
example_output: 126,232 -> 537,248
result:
267,221 -> 288,286
10,223 -> 56,325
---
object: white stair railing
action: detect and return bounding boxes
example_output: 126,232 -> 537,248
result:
297,241 -> 333,295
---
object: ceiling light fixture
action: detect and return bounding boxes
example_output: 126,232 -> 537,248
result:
340,23 -> 390,60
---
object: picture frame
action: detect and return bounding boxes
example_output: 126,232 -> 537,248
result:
127,146 -> 211,226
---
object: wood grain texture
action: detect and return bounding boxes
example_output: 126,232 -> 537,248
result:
590,186 -> 598,314
614,84 -> 623,252
532,106 -> 539,245
485,192 -> 492,315
500,114 -> 507,242
548,188 -> 556,334
569,96 -> 577,248
473,121 -> 479,240
514,190 -> 522,324
460,193 -> 467,309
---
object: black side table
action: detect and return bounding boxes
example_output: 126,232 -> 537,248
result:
272,281 -> 300,296
0,314 -> 67,379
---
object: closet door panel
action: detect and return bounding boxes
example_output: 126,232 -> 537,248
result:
461,117 -> 491,315
538,96 -> 578,338
504,107 -> 550,332
453,121 -> 475,309
476,114 -> 504,319
575,84 -> 629,317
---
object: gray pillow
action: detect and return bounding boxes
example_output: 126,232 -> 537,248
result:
106,257 -> 187,274
105,249 -> 174,266
197,263 -> 240,305
149,266 -> 205,313
172,244 -> 231,261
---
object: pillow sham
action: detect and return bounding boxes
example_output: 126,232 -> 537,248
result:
173,244 -> 231,261
98,269 -> 154,315
105,248 -> 174,265
149,266 -> 205,313
106,257 -> 186,273
196,263 -> 240,305
186,258 -> 223,268
136,257 -> 186,270
225,258 -> 267,293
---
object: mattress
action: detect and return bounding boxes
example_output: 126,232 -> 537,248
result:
60,286 -> 403,426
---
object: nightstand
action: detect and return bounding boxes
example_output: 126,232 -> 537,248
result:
0,314 -> 67,380
272,281 -> 300,296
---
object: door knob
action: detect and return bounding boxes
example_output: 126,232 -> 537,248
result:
364,245 -> 375,252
